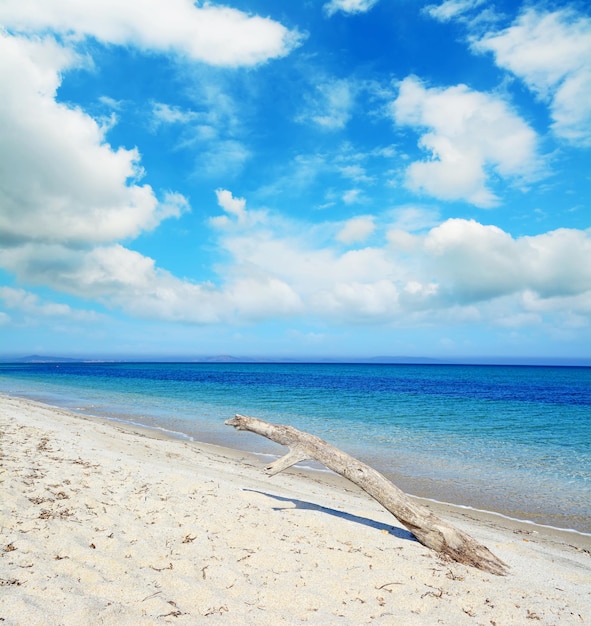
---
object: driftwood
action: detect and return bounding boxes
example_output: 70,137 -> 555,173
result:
225,414 -> 508,576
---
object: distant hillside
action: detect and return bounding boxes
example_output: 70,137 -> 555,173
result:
1,354 -> 586,366
196,355 -> 257,363
190,355 -> 443,364
0,355 -> 84,363
0,354 -> 441,365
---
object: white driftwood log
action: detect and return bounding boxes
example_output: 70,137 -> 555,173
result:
225,414 -> 508,576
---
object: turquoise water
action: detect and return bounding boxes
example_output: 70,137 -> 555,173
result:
1,362 -> 589,533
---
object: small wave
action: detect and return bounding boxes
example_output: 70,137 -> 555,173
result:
418,496 -> 591,537
91,414 -> 196,442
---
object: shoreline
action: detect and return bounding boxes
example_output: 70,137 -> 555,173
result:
96,402 -> 591,545
5,389 -> 589,537
4,389 -> 591,538
1,394 -> 590,624
2,360 -> 589,536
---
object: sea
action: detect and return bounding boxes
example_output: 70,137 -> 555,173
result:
1,362 -> 589,534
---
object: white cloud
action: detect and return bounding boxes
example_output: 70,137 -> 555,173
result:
386,229 -> 418,253
196,139 -> 251,178
324,0 -> 379,17
424,0 -> 484,23
257,144 -> 389,200
388,207 -> 440,232
520,290 -> 591,319
0,287 -> 100,322
99,96 -> 124,111
209,189 -> 266,230
0,242 -> 303,324
0,33 -> 188,248
207,204 -> 591,325
216,189 -> 247,221
423,220 -> 591,303
151,102 -> 200,126
151,82 -> 250,177
2,181 -> 589,329
424,220 -> 517,297
152,75 -> 244,144
342,189 -> 363,205
0,0 -> 300,67
218,226 -> 400,317
314,280 -> 400,321
472,8 -> 591,146
336,216 -> 376,244
337,164 -> 372,183
224,276 -> 303,321
300,78 -> 356,130
391,76 -> 540,207
0,24 -> 238,327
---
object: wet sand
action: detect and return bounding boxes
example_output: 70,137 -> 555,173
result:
1,394 -> 590,624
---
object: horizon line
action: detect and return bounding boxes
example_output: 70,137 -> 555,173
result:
1,354 -> 589,367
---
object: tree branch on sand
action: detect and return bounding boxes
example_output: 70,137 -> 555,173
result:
225,414 -> 508,576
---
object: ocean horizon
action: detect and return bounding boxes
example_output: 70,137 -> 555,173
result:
3,354 -> 590,367
1,361 -> 589,534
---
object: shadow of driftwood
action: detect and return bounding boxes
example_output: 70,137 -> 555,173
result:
244,489 -> 417,542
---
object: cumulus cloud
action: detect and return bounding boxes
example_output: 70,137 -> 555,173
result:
0,79 -> 166,334
424,220 -> 591,303
472,8 -> 591,146
336,216 -> 376,244
314,280 -> 400,321
2,191 -> 589,328
216,189 -> 247,221
324,0 -> 379,17
391,76 -> 540,206
0,0 -> 300,328
209,189 -> 266,230
0,287 -> 101,322
0,0 -> 586,337
0,33 -> 189,248
205,205 -> 591,325
0,242 -> 302,324
0,0 -> 301,67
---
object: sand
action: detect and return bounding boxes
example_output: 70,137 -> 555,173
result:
1,394 -> 589,625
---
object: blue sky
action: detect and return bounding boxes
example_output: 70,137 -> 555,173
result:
0,0 -> 590,361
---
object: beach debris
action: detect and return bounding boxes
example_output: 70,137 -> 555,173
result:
225,414 -> 509,576
150,562 -> 173,572
141,590 -> 162,602
203,605 -> 229,617
375,581 -> 403,590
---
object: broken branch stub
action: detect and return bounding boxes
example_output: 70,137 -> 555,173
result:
225,413 -> 508,576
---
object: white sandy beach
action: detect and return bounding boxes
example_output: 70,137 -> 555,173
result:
1,394 -> 589,625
